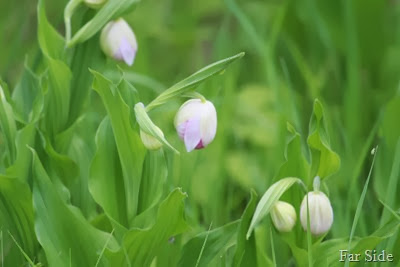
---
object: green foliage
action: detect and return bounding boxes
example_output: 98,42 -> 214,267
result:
31,149 -> 119,266
247,178 -> 303,239
308,99 -> 340,180
107,188 -> 189,266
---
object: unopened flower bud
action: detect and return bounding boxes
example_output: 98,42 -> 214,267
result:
140,127 -> 163,150
84,0 -> 106,9
100,18 -> 138,66
270,201 -> 297,232
300,179 -> 333,235
174,99 -> 217,152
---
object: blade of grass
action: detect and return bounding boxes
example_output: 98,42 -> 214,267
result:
270,227 -> 277,267
344,146 -> 378,267
379,200 -> 400,222
195,222 -> 213,267
1,229 -> 3,267
95,229 -> 115,267
8,231 -> 36,267
380,138 -> 400,225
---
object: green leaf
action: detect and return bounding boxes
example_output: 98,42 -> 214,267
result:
106,188 -> 189,266
233,190 -> 258,267
68,33 -> 104,126
178,220 -> 240,267
246,177 -> 303,239
31,148 -> 119,267
39,132 -> 79,187
11,64 -> 44,124
0,175 -> 37,266
276,123 -> 310,182
6,124 -> 36,181
38,0 -> 71,136
67,0 -> 140,47
89,117 -> 129,229
146,52 -> 245,111
42,58 -> 72,136
280,233 -> 308,267
0,84 -> 17,166
382,96 -> 400,147
307,99 -> 340,179
91,69 -> 146,222
137,149 -> 168,214
38,0 -> 65,59
314,214 -> 400,266
134,102 -> 178,153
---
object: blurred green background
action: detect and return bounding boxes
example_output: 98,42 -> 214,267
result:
1,0 -> 400,265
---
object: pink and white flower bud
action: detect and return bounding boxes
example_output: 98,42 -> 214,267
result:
100,18 -> 138,66
300,191 -> 334,235
174,99 -> 217,152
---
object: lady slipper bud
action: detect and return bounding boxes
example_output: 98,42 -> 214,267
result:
84,0 -> 107,9
100,18 -> 138,66
174,99 -> 217,152
270,201 -> 297,232
300,177 -> 334,235
140,128 -> 163,150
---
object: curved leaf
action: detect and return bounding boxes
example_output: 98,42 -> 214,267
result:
31,149 -> 118,267
0,84 -> 17,166
89,117 -> 129,229
91,70 -> 146,222
307,99 -> 340,179
0,175 -> 37,265
146,52 -> 245,111
178,220 -> 239,267
106,188 -> 189,266
246,177 -> 303,239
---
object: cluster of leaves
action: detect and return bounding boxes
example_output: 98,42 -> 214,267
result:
241,100 -> 400,266
0,0 -> 244,266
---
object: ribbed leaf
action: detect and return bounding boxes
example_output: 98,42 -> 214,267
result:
233,190 -> 259,267
37,0 -> 64,59
277,123 -> 310,182
146,52 -> 245,111
134,102 -> 178,153
246,177 -> 303,239
31,149 -> 118,267
178,220 -> 239,267
137,149 -> 168,214
0,84 -> 17,166
307,99 -> 340,179
12,64 -> 44,124
0,175 -> 37,265
106,188 -> 189,266
89,117 -> 129,230
314,214 -> 400,266
91,69 -> 146,222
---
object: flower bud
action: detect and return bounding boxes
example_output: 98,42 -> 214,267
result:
270,201 -> 297,232
174,99 -> 217,152
84,0 -> 106,9
300,190 -> 334,235
100,18 -> 138,66
140,127 -> 163,150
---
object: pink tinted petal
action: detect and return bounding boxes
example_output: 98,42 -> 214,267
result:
183,117 -> 201,152
118,37 -> 136,66
195,140 -> 204,149
176,121 -> 187,140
